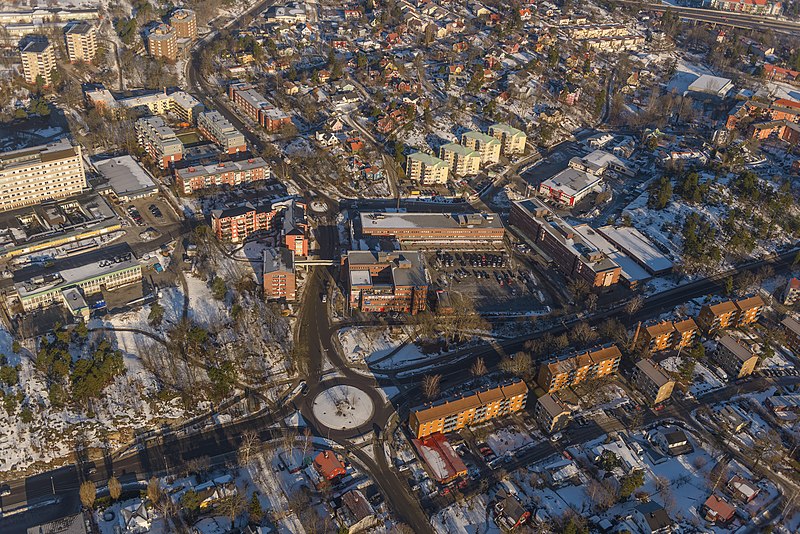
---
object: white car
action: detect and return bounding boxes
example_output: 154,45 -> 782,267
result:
549,432 -> 563,443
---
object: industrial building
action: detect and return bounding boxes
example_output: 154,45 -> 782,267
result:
94,156 -> 159,202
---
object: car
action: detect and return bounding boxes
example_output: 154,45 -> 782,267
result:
440,487 -> 451,496
654,404 -> 665,412
0,484 -> 11,497
479,446 -> 492,456
301,383 -> 309,396
321,294 -> 328,303
549,432 -> 563,443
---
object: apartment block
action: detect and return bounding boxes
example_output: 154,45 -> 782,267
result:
438,143 -> 480,176
536,344 -> 622,393
197,111 -> 246,154
405,152 -> 449,184
534,394 -> 570,434
169,91 -> 204,123
782,278 -> 800,306
170,8 -> 198,39
228,83 -> 291,132
713,335 -> 758,380
0,140 -> 86,211
673,318 -> 699,350
409,379 -> 528,438
697,300 -> 739,333
734,295 -> 763,326
510,198 -> 620,288
263,247 -> 295,301
148,24 -> 178,60
489,123 -> 527,155
344,250 -> 428,315
65,22 -> 97,63
461,131 -> 501,164
20,38 -> 56,85
211,203 -> 277,243
632,359 -> 674,405
359,211 -> 505,248
135,116 -> 183,169
174,157 -> 270,195
282,199 -> 309,257
781,316 -> 800,353
640,318 -> 698,352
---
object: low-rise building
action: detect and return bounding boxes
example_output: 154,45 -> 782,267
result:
339,490 -> 378,533
20,37 -> 56,85
281,198 -> 308,257
782,277 -> 800,305
135,116 -> 183,169
438,143 -> 480,176
534,393 -> 570,434
409,379 -> 528,438
488,123 -> 526,155
148,23 -> 178,60
596,225 -> 672,275
537,344 -> 622,393
359,211 -> 504,249
703,495 -> 736,524
713,335 -> 758,380
313,451 -> 346,481
65,21 -> 97,63
652,427 -> 693,456
211,203 -> 277,242
632,501 -> 673,534
174,157 -> 270,195
697,300 -> 739,333
632,359 -> 674,405
263,247 -> 295,301
405,152 -> 449,184
494,492 -> 531,530
538,167 -> 603,207
95,155 -> 158,202
781,316 -> 800,352
727,475 -> 759,503
228,82 -> 291,132
461,131 -> 501,164
197,111 -> 246,154
510,198 -> 621,288
344,250 -> 428,315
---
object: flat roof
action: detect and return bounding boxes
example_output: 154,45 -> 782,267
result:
540,167 -> 602,198
22,39 -> 50,53
262,247 -> 293,274
0,139 -> 78,170
688,74 -> 733,96
360,211 -> 503,231
574,224 -> 650,282
95,156 -> 157,198
597,225 -> 673,274
462,130 -> 500,145
174,157 -> 269,179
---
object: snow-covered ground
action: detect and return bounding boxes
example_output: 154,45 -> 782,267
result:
486,427 -> 535,457
311,385 -> 374,430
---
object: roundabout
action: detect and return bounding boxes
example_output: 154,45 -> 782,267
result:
311,384 -> 374,430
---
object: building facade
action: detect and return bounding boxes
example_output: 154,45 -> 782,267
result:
20,38 -> 56,85
632,359 -> 674,405
262,247 -> 295,301
640,318 -> 698,352
461,131 -> 501,164
697,300 -> 739,333
0,140 -> 86,211
174,157 -> 270,195
537,344 -> 622,393
65,22 -> 97,63
135,116 -> 183,169
409,379 -> 528,438
489,123 -> 527,155
344,250 -> 429,315
405,152 -> 449,184
534,394 -> 571,434
438,143 -> 480,176
359,211 -> 505,248
197,111 -> 246,154
228,83 -> 291,132
211,203 -> 277,242
714,335 -> 758,380
148,24 -> 178,60
170,8 -> 198,39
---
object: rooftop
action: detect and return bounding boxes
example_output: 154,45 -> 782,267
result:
360,211 -> 503,231
439,142 -> 480,158
174,157 -> 269,179
540,167 -> 603,198
407,151 -> 448,168
22,39 -> 51,54
537,393 -> 569,418
0,139 -> 79,170
346,250 -> 428,288
635,359 -> 672,387
596,226 -> 672,274
462,130 -> 500,145
262,247 -> 293,274
94,156 -> 157,198
718,335 -> 754,362
411,379 -> 527,424
490,123 -> 525,137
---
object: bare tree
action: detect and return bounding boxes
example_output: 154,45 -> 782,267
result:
79,480 -> 96,509
625,295 -> 644,317
470,357 -> 487,377
147,476 -> 162,505
499,351 -> 532,378
108,476 -> 122,501
586,293 -> 598,312
422,374 -> 441,400
571,322 -> 598,346
218,490 -> 247,523
237,430 -> 261,467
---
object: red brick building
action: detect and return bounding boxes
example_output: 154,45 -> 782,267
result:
262,247 -> 295,301
343,250 -> 428,314
174,158 -> 270,195
211,203 -> 277,243
229,82 -> 292,132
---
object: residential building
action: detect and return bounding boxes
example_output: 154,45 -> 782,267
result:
632,501 -> 673,534
703,495 -> 736,524
781,316 -> 800,352
359,211 -> 504,248
697,300 -> 739,333
640,318 -> 698,352
411,433 -> 468,483
344,250 -> 428,315
282,199 -> 309,257
494,492 -> 531,531
228,83 -> 291,132
211,203 -> 277,242
263,247 -> 295,301
651,428 -> 693,456
438,143 -> 480,176
489,123 -> 527,155
169,91 -> 204,123
147,24 -> 178,60
782,277 -> 800,305
534,394 -> 570,434
409,379 -> 528,438
0,140 -> 86,211
170,8 -> 198,39
734,295 -> 764,326
713,335 -> 758,380
673,318 -> 699,350
708,0 -> 782,16
339,490 -> 378,533
26,513 -> 90,534
85,89 -> 203,122
197,111 -> 246,154
313,451 -> 346,481
12,243 -> 142,313
632,359 -> 674,405
135,116 -> 183,169
405,152 -> 449,184
536,344 -> 622,393
766,393 -> 800,415
20,38 -> 56,85
65,22 -> 97,63
510,198 -> 621,288
727,475 -> 759,503
461,131 -> 501,164
174,157 -> 270,195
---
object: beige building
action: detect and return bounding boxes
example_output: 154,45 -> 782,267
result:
148,24 -> 178,60
405,152 -> 449,184
489,123 -> 527,155
461,131 -> 501,164
20,38 -> 56,85
714,335 -> 758,380
438,143 -> 480,176
0,140 -> 86,211
65,22 -> 97,63
633,359 -> 674,405
170,8 -> 198,40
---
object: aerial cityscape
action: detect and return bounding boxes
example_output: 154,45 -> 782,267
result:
0,0 -> 799,532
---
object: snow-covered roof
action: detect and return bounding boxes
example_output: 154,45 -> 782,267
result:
596,225 -> 673,275
95,155 -> 157,199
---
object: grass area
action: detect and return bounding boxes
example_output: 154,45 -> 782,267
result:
177,130 -> 202,145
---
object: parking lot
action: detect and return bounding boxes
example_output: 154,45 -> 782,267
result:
427,250 -> 552,314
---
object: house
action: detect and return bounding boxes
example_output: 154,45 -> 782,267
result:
727,475 -> 760,503
632,501 -> 673,534
314,450 -> 347,481
316,131 -> 339,147
713,335 -> 758,380
119,499 -> 153,533
703,495 -> 736,524
494,492 -> 531,530
713,404 -> 751,433
534,393 -> 571,434
652,427 -> 693,456
339,490 -> 378,533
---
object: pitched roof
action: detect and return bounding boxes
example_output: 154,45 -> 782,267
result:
718,335 -> 754,362
705,300 -> 738,316
673,317 -> 698,333
635,501 -> 672,530
734,295 -> 764,311
645,321 -> 674,338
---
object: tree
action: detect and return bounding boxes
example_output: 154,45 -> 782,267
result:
147,476 -> 162,505
148,303 -> 165,327
219,490 -> 246,522
249,492 -> 264,522
422,374 -> 441,400
212,277 -> 227,300
79,480 -> 96,509
619,471 -> 645,500
499,351 -> 532,378
470,357 -> 487,377
108,476 -> 122,501
625,296 -> 644,317
238,429 -> 260,466
648,176 -> 673,209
